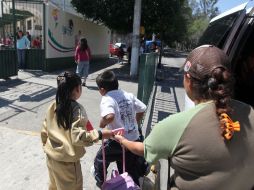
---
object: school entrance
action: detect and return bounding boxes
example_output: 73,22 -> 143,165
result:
0,0 -> 45,78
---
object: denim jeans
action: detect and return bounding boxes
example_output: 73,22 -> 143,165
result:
76,61 -> 89,78
17,49 -> 26,69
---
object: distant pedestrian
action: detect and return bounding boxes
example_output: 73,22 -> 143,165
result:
16,30 -> 30,70
150,41 -> 158,53
93,70 -> 149,188
127,45 -> 132,65
139,41 -> 145,55
117,46 -> 124,64
32,36 -> 41,49
26,31 -> 31,42
75,37 -> 91,86
41,71 -> 114,190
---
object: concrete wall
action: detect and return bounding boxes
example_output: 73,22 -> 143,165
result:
45,3 -> 111,59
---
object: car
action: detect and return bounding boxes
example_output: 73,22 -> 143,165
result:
191,1 -> 254,108
109,43 -> 118,57
109,42 -> 127,57
115,42 -> 127,53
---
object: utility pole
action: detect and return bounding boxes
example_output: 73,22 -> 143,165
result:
130,0 -> 142,78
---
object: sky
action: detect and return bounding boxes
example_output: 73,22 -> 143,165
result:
216,0 -> 249,13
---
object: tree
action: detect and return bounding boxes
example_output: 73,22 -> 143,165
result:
71,0 -> 190,45
199,0 -> 219,19
185,0 -> 219,49
71,0 -> 134,33
142,0 -> 190,45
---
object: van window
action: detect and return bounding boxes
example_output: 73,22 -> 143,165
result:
198,11 -> 242,48
233,28 -> 254,107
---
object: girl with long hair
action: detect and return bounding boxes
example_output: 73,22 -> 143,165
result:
41,71 -> 113,190
75,38 -> 91,86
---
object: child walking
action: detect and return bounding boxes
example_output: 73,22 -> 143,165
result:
75,37 -> 91,86
93,70 -> 149,188
41,71 -> 113,190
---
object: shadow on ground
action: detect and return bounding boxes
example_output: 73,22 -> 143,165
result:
145,65 -> 184,137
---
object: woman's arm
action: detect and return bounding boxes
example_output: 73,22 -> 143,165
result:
75,46 -> 79,63
114,135 -> 144,156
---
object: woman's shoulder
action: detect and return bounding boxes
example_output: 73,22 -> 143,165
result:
159,102 -> 211,127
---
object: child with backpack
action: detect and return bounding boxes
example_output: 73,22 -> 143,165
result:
93,70 -> 149,188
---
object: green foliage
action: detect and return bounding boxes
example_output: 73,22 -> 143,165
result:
142,0 -> 190,45
71,0 -> 190,44
71,0 -> 134,33
185,0 -> 219,49
199,0 -> 219,19
70,0 -> 219,48
187,17 -> 209,42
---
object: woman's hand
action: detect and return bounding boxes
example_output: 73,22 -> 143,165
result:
114,135 -> 145,156
114,134 -> 125,144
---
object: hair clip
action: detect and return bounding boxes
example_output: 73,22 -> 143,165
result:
57,74 -> 66,83
220,113 -> 240,140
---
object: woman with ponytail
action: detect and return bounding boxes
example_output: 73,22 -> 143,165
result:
75,37 -> 91,86
114,45 -> 254,190
41,71 -> 114,190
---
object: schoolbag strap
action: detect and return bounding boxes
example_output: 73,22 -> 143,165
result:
102,139 -> 126,182
102,139 -> 107,182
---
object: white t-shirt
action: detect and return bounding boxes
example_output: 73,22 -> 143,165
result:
100,89 -> 146,141
184,93 -> 195,110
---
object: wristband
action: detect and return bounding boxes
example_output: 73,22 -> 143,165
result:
98,130 -> 102,140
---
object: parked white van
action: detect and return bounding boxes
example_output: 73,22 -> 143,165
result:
185,1 -> 254,109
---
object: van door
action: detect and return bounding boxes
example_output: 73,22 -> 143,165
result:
227,7 -> 254,107
197,2 -> 254,107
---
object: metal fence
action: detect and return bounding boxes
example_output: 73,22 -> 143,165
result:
137,52 -> 158,106
0,0 -> 44,78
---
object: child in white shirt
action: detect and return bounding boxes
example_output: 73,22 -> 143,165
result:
93,70 -> 148,187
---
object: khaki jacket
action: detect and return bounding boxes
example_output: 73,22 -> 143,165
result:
41,101 -> 99,162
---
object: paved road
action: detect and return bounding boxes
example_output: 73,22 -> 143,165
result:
0,55 -> 186,190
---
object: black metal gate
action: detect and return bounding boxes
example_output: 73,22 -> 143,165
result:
0,0 -> 45,78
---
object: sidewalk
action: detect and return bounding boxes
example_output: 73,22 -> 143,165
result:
0,56 -> 186,190
0,58 -> 139,190
149,62 -> 185,190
